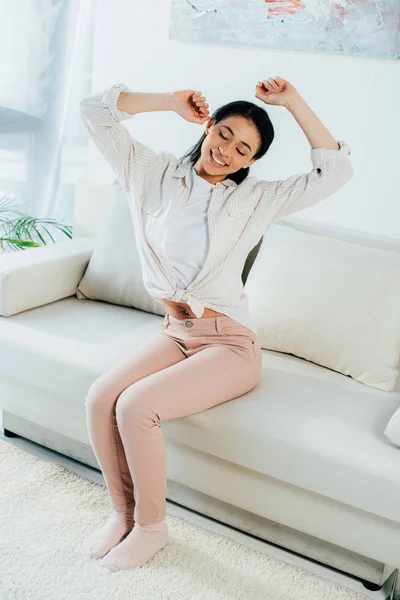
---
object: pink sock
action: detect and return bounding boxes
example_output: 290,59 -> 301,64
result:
99,519 -> 168,571
81,508 -> 135,560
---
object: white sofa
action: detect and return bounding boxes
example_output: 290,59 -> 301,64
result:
1,177 -> 400,599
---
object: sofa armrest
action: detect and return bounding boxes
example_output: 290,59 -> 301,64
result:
0,237 -> 96,317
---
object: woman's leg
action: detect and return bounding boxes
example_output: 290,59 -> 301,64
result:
81,328 -> 187,558
99,315 -> 262,570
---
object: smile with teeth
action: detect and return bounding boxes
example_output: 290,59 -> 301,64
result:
210,149 -> 228,167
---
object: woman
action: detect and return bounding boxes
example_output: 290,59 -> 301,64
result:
79,76 -> 353,571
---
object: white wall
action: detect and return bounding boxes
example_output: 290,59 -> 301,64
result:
84,0 -> 400,238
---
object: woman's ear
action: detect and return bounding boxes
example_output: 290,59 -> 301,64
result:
205,118 -> 214,134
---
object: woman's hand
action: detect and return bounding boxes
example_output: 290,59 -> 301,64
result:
170,90 -> 211,124
255,76 -> 300,108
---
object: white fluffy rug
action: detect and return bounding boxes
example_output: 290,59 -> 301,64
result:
0,439 -> 371,600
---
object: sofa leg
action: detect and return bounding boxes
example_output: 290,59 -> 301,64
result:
3,428 -> 19,438
361,568 -> 399,600
361,579 -> 381,592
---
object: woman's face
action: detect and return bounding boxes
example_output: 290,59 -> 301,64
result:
194,115 -> 261,184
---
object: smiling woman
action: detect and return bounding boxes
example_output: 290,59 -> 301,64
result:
79,80 -> 353,571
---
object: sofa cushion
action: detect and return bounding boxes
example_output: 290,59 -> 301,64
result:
76,179 -> 166,316
1,296 -> 399,522
245,221 -> 400,392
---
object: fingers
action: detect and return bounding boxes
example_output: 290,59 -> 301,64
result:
266,77 -> 280,90
193,91 -> 206,101
256,76 -> 285,93
192,91 -> 209,115
194,114 -> 211,125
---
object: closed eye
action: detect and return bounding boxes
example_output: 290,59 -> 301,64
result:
219,132 -> 245,156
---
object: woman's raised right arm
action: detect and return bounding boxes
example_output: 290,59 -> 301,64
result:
116,89 -> 175,115
79,83 -> 175,195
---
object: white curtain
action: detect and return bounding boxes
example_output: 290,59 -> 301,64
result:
0,0 -> 97,225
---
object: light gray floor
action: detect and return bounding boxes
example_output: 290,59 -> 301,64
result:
0,409 -> 396,600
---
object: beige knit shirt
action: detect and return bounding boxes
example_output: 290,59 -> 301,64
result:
79,83 -> 354,333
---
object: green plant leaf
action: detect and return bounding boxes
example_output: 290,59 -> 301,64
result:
0,195 -> 74,253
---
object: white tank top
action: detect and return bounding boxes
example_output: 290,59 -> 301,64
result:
163,167 -> 215,288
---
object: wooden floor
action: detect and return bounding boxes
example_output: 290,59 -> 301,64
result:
0,409 -> 394,600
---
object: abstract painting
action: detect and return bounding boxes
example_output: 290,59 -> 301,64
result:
169,0 -> 400,60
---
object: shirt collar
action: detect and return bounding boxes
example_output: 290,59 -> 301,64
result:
172,161 -> 237,188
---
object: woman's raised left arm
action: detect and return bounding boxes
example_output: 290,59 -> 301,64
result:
255,76 -> 354,221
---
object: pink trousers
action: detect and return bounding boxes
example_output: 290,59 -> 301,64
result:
85,313 -> 262,526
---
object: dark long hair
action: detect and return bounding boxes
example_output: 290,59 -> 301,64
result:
178,100 -> 275,185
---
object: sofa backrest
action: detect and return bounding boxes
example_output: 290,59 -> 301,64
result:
73,177 -> 400,283
73,177 -> 114,238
